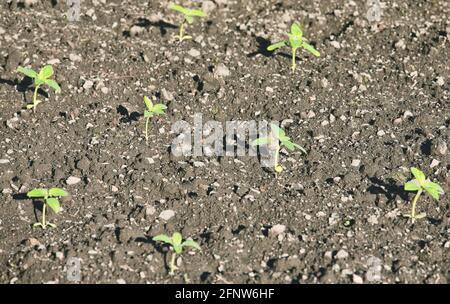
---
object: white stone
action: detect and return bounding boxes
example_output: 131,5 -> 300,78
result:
215,64 -> 230,77
188,48 -> 201,57
159,210 -> 175,221
351,159 -> 361,167
430,159 -> 440,168
69,54 -> 82,62
66,176 -> 81,185
336,249 -> 349,259
0,159 -> 10,164
269,224 -> 286,237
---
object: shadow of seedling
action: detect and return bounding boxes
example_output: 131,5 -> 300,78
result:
367,177 -> 410,205
123,18 -> 177,37
135,235 -> 170,271
13,192 -> 44,226
247,36 -> 292,60
0,77 -> 48,104
116,105 -> 141,122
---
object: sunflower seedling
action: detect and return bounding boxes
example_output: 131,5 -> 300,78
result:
153,232 -> 201,275
17,65 -> 61,112
404,167 -> 444,223
27,188 -> 69,229
267,22 -> 320,71
170,4 -> 207,41
143,95 -> 167,143
252,123 -> 306,173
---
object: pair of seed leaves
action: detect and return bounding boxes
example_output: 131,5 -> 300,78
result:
252,123 -> 306,153
404,167 -> 444,200
27,188 -> 68,214
267,23 -> 320,57
144,96 -> 167,118
17,65 -> 61,92
170,4 -> 207,24
153,232 -> 201,254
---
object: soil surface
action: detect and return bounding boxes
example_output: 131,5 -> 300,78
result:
0,0 -> 449,284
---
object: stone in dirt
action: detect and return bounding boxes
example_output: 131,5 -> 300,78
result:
214,64 -> 230,77
269,224 -> 286,237
66,176 -> 81,185
159,210 -> 175,221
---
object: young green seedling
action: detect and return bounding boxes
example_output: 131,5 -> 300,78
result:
17,65 -> 61,112
152,232 -> 201,275
26,188 -> 69,229
170,4 -> 207,41
252,123 -> 306,173
404,167 -> 444,223
143,95 -> 167,143
267,23 -> 320,72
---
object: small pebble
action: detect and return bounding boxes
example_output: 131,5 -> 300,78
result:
66,176 -> 81,185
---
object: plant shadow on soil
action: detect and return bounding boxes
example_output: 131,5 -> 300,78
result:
13,193 -> 44,226
122,17 -> 177,37
367,176 -> 409,206
135,236 -> 171,273
0,77 -> 49,105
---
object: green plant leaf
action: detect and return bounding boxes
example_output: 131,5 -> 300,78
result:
49,188 -> 68,197
185,15 -> 194,24
38,65 -> 54,80
46,197 -> 61,214
144,96 -> 153,110
153,234 -> 173,245
404,180 -> 420,192
252,137 -> 270,146
182,239 -> 201,251
270,124 -> 286,139
172,232 -> 183,246
423,181 -> 444,200
290,23 -> 303,37
302,42 -> 320,57
144,110 -> 152,118
173,244 -> 183,254
170,4 -> 190,15
267,41 -> 287,51
410,167 -> 426,185
282,140 -> 296,151
152,104 -> 167,114
189,9 -> 207,17
17,67 -> 38,79
292,142 -> 307,154
27,188 -> 48,198
45,79 -> 61,92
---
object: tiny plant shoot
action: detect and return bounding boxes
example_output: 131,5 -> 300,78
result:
404,167 -> 444,223
267,23 -> 320,72
17,65 -> 61,112
153,232 -> 201,275
143,95 -> 167,143
170,4 -> 207,41
252,123 -> 306,173
27,188 -> 69,229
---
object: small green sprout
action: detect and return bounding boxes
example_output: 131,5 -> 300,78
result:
252,123 -> 306,173
26,188 -> 69,229
153,232 -> 201,275
17,65 -> 61,112
170,4 -> 207,41
143,95 -> 167,143
404,167 -> 444,223
267,22 -> 320,72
